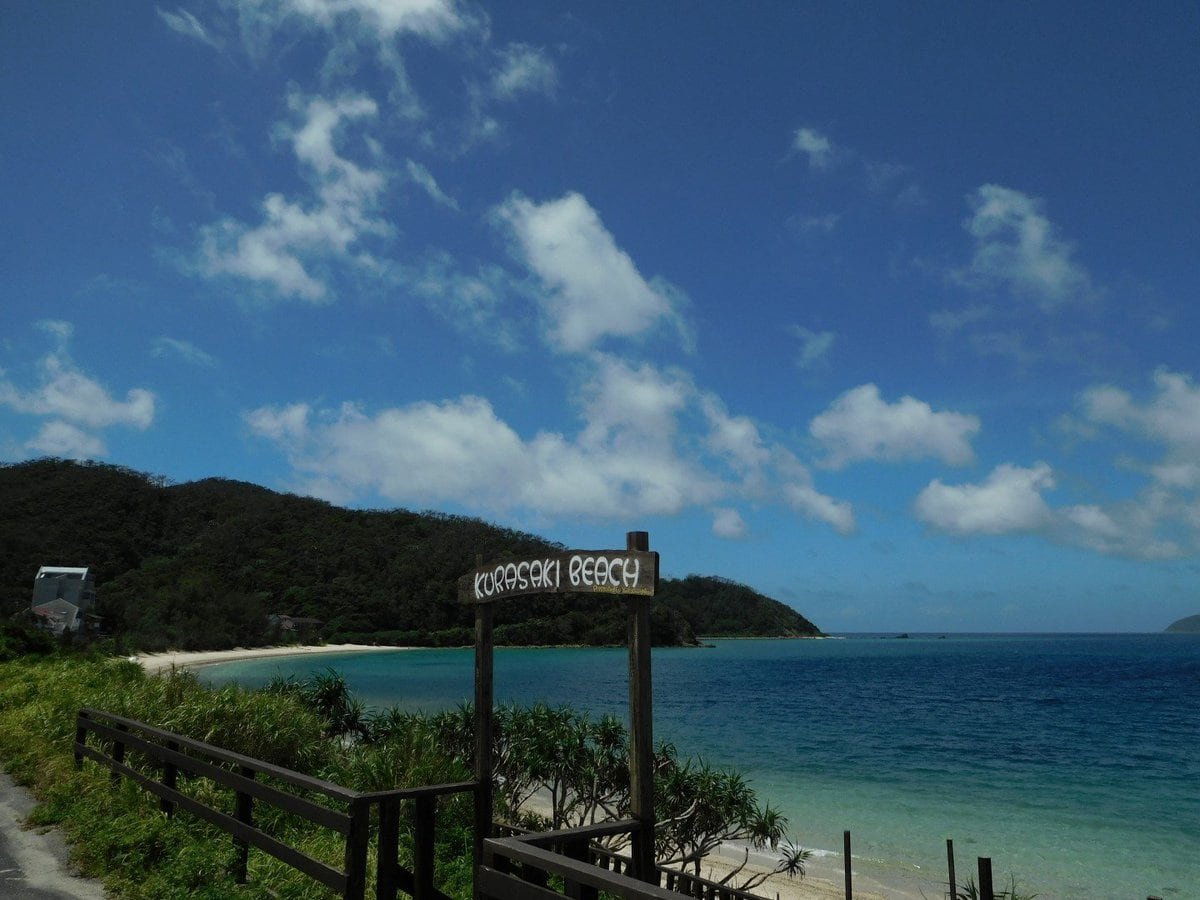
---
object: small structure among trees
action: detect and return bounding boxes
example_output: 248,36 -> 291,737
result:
31,566 -> 96,635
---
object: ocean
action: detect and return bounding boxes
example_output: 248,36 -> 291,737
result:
201,634 -> 1200,899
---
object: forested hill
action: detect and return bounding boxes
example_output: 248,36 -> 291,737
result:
1165,614 -> 1200,633
0,459 -> 820,650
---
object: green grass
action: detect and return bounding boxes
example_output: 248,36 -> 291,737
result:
0,652 -> 473,899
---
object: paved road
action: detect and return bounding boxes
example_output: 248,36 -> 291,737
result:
0,773 -> 107,898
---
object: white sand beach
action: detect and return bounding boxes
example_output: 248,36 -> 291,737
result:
132,645 -> 928,898
134,643 -> 408,674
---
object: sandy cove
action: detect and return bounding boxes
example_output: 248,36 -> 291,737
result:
133,643 -> 408,674
133,644 -> 926,898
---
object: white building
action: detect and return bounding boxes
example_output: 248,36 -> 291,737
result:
31,566 -> 97,634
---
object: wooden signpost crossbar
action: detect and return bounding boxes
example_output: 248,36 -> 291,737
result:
462,531 -> 661,894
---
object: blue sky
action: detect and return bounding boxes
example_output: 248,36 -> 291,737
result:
3,2 -> 1198,632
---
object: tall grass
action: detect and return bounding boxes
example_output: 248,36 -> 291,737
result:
0,654 -> 473,898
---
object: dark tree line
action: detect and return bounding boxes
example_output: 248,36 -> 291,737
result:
0,459 -> 820,651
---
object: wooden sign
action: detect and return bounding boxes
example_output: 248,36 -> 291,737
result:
458,549 -> 658,603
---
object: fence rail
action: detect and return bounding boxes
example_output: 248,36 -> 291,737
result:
74,708 -> 475,900
489,823 -> 774,900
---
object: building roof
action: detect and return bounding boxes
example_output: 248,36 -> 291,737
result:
36,566 -> 91,577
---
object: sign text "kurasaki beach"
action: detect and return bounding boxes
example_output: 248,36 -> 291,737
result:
458,550 -> 658,603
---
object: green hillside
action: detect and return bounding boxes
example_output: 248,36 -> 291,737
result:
0,459 -> 819,650
1165,614 -> 1200,633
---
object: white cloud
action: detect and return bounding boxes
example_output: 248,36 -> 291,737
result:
26,421 -> 107,459
496,191 -> 687,353
244,402 -> 311,445
36,320 -> 74,343
198,93 -> 389,303
711,507 -> 748,540
914,462 -> 1055,536
1060,369 -> 1200,559
157,6 -> 222,49
1081,369 -> 1200,453
0,332 -> 156,461
246,389 -> 715,519
0,355 -> 155,431
701,394 -> 770,476
783,480 -> 856,535
409,252 -> 521,350
810,383 -> 979,469
152,337 -> 215,367
774,448 -> 856,534
492,43 -> 557,100
957,184 -> 1093,309
244,0 -> 464,41
405,159 -> 459,209
793,127 -> 833,169
792,326 -> 834,370
246,357 -> 859,534
788,212 -> 840,236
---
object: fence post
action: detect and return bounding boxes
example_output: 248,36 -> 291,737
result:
473,584 -> 494,900
111,723 -> 128,788
344,797 -> 370,900
843,830 -> 853,900
161,740 -> 179,818
234,766 -> 255,884
627,531 -> 657,884
561,837 -> 598,900
946,839 -> 956,899
414,794 -> 436,900
977,858 -> 994,900
73,713 -> 88,770
376,796 -> 400,900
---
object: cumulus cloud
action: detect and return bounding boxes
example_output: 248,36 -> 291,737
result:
245,391 -> 713,518
1054,369 -> 1200,559
701,395 -> 770,476
956,184 -> 1093,309
246,357 -> 856,533
492,43 -> 557,100
711,507 -> 748,540
1080,369 -> 1200,453
239,0 -> 465,43
0,355 -> 155,431
496,191 -> 688,353
793,127 -> 833,169
792,326 -> 834,370
810,384 -> 980,469
783,480 -> 856,534
408,252 -> 521,350
914,462 -> 1055,536
0,331 -> 156,460
26,421 -> 108,459
198,93 -> 389,303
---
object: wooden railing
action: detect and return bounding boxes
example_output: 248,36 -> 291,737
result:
484,823 -> 772,900
74,708 -> 475,900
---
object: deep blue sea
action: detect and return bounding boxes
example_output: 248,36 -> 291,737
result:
202,635 -> 1200,899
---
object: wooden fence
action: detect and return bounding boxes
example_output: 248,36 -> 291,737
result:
74,708 -> 475,900
489,822 -> 775,900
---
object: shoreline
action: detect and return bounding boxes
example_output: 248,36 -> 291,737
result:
133,643 -> 409,674
141,642 -> 936,898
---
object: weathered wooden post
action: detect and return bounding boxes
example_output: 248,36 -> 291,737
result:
473,555 -> 494,900
946,839 -> 956,900
843,830 -> 853,899
459,535 -> 660,890
627,531 -> 657,884
234,766 -> 255,883
977,857 -> 994,900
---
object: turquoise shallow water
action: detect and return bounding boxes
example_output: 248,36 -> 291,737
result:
202,635 -> 1200,899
